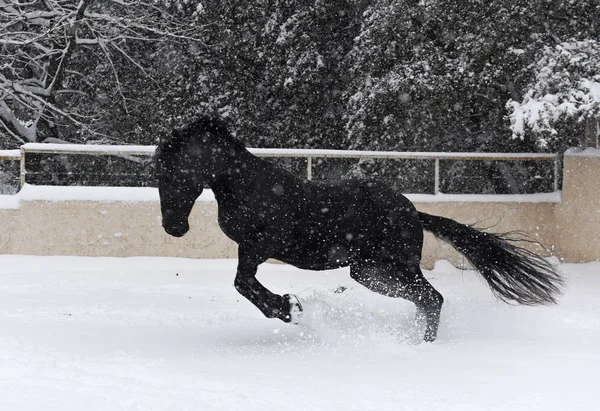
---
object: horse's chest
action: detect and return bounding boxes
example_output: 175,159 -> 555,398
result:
217,203 -> 263,242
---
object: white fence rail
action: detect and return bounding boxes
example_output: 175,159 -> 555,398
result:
0,143 -> 560,194
0,149 -> 21,160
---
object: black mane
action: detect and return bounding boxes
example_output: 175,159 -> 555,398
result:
173,116 -> 246,151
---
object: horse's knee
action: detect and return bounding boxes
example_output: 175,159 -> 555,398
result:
233,276 -> 244,293
233,275 -> 257,298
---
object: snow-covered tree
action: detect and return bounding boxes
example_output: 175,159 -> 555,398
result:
0,0 -> 201,146
343,0 -> 600,154
507,39 -> 600,149
2,0 -> 599,191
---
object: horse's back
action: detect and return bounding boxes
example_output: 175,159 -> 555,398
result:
302,178 -> 417,219
279,178 -> 423,268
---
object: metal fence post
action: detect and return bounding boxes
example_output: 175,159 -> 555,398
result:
307,156 -> 312,180
434,158 -> 440,195
553,157 -> 559,192
19,147 -> 26,188
584,117 -> 599,148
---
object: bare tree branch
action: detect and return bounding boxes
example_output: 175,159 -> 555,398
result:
0,0 -> 205,145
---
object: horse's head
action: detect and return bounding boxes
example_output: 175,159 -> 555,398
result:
154,124 -> 206,237
155,116 -> 243,237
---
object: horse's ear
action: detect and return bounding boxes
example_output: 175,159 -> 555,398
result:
158,134 -> 169,144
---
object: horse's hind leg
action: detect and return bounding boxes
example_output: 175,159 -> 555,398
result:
350,262 -> 443,342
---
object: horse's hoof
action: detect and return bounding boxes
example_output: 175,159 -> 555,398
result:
282,294 -> 303,324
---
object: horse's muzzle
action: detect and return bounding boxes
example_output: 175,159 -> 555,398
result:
163,219 -> 190,237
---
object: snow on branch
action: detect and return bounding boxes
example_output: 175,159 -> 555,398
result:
507,39 -> 600,148
0,0 -> 205,145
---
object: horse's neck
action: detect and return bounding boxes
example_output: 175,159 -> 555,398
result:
202,147 -> 259,198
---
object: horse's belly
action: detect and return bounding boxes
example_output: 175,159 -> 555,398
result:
279,256 -> 347,271
273,242 -> 352,271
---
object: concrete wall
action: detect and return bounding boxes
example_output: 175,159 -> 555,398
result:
1,150 -> 598,267
1,197 -> 237,260
555,151 -> 600,262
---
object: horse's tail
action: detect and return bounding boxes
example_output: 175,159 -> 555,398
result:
417,212 -> 563,305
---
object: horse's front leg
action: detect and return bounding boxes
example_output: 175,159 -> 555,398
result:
234,246 -> 303,323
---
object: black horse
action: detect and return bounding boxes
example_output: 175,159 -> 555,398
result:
154,116 -> 562,342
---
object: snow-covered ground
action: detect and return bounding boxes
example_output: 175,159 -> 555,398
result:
0,256 -> 598,411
